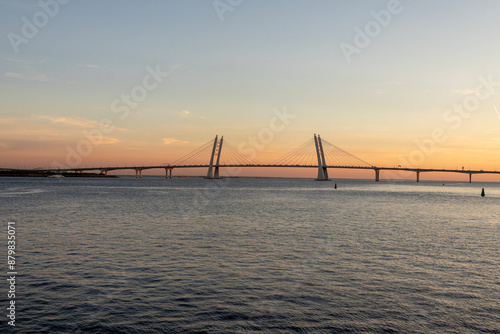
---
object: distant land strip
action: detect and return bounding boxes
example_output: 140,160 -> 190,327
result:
0,170 -> 117,178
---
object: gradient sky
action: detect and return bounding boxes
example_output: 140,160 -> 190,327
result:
1,0 -> 500,180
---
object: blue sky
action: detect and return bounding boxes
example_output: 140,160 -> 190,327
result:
1,0 -> 500,177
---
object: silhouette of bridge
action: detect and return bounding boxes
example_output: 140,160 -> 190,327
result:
14,134 -> 500,182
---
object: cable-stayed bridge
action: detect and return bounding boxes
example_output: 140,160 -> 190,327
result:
18,134 -> 500,182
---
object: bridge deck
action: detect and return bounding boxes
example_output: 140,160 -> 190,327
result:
11,165 -> 499,175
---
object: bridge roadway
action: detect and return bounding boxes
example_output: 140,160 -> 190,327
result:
34,164 -> 500,182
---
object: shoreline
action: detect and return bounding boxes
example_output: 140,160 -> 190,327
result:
0,170 -> 117,178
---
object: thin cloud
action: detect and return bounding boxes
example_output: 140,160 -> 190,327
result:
5,57 -> 46,64
177,110 -> 206,120
162,138 -> 179,145
178,110 -> 191,118
451,88 -> 475,95
5,71 -> 51,82
0,116 -> 121,151
162,137 -> 188,145
96,136 -> 120,144
170,63 -> 182,71
0,117 -> 19,125
34,115 -> 101,128
79,64 -> 100,69
33,115 -> 127,132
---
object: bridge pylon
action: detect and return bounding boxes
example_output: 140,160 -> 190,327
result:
314,134 -> 329,181
206,135 -> 218,179
206,135 -> 224,179
214,136 -> 223,179
318,135 -> 329,180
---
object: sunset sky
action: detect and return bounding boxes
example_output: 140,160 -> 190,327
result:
1,0 -> 500,180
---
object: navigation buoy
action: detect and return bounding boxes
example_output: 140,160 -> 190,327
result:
481,188 -> 485,197
334,183 -> 337,189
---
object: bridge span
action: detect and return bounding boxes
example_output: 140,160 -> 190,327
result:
41,164 -> 498,183
20,134 -> 500,183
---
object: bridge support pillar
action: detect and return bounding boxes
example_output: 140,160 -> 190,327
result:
206,135 -> 218,179
314,134 -> 329,180
469,173 -> 472,183
100,170 -> 108,176
318,135 -> 329,180
416,171 -> 420,182
375,169 -> 380,182
165,168 -> 173,178
207,135 -> 223,179
135,169 -> 142,178
214,136 -> 223,179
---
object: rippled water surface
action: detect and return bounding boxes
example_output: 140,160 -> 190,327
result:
1,177 -> 499,333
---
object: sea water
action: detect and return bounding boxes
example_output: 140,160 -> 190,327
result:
0,177 -> 499,333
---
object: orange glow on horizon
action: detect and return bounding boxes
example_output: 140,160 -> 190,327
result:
3,141 -> 500,182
